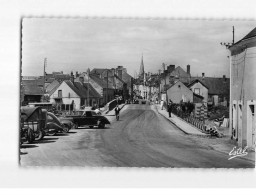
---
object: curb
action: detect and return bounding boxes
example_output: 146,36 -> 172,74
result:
154,105 -> 209,137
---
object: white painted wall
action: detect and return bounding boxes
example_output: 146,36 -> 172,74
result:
50,81 -> 81,110
189,82 -> 208,102
167,81 -> 193,103
230,46 -> 256,148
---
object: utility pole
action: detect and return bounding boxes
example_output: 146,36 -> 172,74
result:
43,58 -> 47,101
106,69 -> 108,104
232,26 -> 235,45
87,68 -> 90,106
158,69 -> 161,101
162,63 -> 168,104
131,77 -> 133,102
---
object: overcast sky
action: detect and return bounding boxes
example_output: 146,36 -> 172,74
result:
22,18 -> 255,78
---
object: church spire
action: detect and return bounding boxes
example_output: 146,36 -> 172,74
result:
139,53 -> 144,78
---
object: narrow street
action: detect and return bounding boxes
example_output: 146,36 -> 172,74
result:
20,104 -> 254,168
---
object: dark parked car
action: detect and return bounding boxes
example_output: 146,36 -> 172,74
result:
65,111 -> 110,129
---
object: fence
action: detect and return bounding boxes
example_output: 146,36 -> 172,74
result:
171,103 -> 207,131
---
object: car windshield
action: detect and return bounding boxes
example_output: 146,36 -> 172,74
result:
91,111 -> 97,116
85,111 -> 92,117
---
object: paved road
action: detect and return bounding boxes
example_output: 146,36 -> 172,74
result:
20,104 -> 255,168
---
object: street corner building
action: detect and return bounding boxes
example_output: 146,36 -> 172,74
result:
229,27 -> 256,150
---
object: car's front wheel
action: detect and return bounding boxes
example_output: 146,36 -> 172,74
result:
27,128 -> 34,144
62,124 -> 70,133
47,130 -> 57,136
34,130 -> 44,141
74,123 -> 78,129
98,122 -> 105,129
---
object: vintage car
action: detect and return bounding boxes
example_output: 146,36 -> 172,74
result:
65,110 -> 110,129
44,111 -> 72,136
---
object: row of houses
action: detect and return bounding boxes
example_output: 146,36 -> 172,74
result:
21,66 -> 133,110
160,65 -> 229,106
134,63 -> 229,106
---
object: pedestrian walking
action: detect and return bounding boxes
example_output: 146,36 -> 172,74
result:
168,100 -> 172,117
115,105 -> 120,121
160,99 -> 164,110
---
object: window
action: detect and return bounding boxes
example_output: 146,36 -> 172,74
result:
91,111 -> 97,116
81,99 -> 85,106
85,111 -> 92,117
194,88 -> 200,95
58,90 -> 62,98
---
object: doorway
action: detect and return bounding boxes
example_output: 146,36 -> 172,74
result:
232,102 -> 237,139
238,103 -> 243,142
248,103 -> 256,148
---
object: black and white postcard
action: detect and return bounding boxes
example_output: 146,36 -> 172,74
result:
20,18 -> 255,168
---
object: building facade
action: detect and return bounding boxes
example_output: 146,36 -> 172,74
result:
229,27 -> 256,149
187,79 -> 209,102
166,81 -> 193,104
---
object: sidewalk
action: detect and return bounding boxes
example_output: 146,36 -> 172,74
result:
155,104 -> 255,162
155,104 -> 207,136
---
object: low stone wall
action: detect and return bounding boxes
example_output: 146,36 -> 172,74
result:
105,99 -> 125,113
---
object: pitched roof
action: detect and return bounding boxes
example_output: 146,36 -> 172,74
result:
114,74 -> 125,84
82,82 -> 102,98
190,77 -> 229,95
89,74 -> 114,89
63,80 -> 101,98
241,27 -> 256,41
55,74 -> 70,80
230,27 -> 256,51
46,80 -> 60,95
187,79 -> 209,89
90,68 -> 106,75
170,66 -> 190,78
22,79 -> 44,86
64,80 -> 84,97
121,71 -> 132,85
23,84 -> 44,95
45,78 -> 55,83
167,80 -> 188,90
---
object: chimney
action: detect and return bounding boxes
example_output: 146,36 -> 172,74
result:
223,75 -> 227,82
167,65 -> 175,73
118,69 -> 122,80
70,71 -> 74,83
79,76 -> 84,83
187,65 -> 190,75
111,68 -> 115,76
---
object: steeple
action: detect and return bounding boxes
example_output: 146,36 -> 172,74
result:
139,53 -> 144,78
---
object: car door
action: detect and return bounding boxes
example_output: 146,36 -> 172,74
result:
91,111 -> 99,125
85,111 -> 94,125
